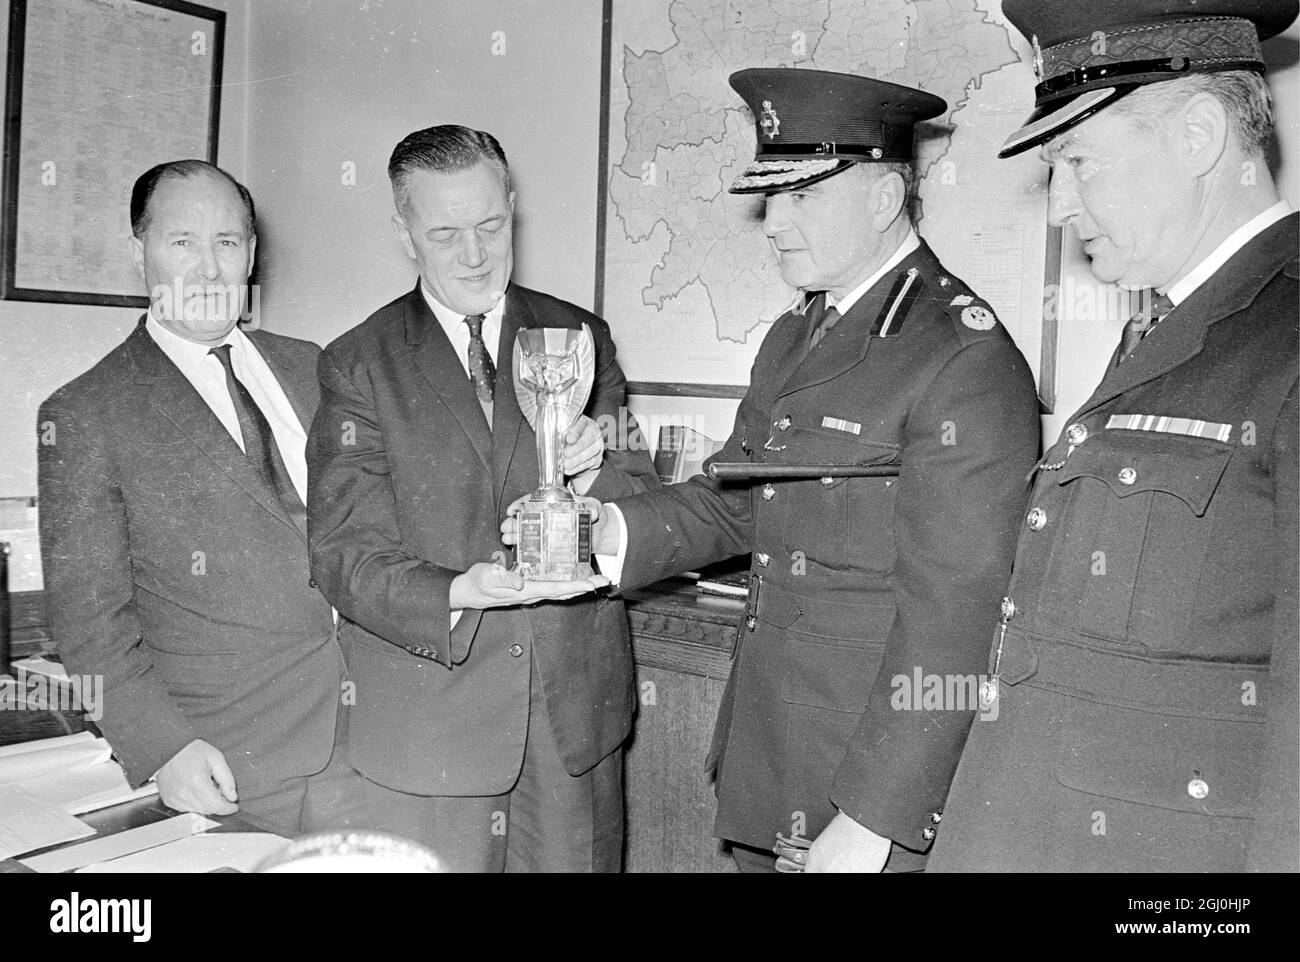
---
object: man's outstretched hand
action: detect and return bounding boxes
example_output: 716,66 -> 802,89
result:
448,560 -> 608,610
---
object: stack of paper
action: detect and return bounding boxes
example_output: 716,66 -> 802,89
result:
0,732 -> 158,859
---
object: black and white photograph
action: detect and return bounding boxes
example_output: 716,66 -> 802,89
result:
0,0 -> 1297,927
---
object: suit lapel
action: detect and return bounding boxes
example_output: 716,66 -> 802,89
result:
492,289 -> 529,511
403,286 -> 495,474
126,321 -> 298,535
1072,213 -> 1298,421
248,331 -> 314,433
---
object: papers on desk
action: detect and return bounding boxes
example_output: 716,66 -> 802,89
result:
20,813 -> 220,872
78,832 -> 289,873
0,732 -> 158,859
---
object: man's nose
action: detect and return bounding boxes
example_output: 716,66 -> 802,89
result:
459,231 -> 487,268
1047,169 -> 1082,228
763,194 -> 792,236
197,244 -> 222,280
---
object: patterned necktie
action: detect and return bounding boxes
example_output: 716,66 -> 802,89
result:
805,292 -> 842,353
1115,289 -> 1174,367
209,344 -> 306,531
464,314 -> 495,423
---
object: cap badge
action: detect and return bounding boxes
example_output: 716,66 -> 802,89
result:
760,100 -> 781,139
1031,34 -> 1044,81
961,305 -> 996,330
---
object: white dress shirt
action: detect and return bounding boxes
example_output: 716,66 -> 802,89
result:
144,314 -> 308,503
420,281 -> 505,373
1165,200 -> 1294,306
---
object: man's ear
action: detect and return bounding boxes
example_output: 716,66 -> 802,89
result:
248,232 -> 258,271
871,170 -> 907,232
128,234 -> 145,279
391,212 -> 417,260
1179,92 -> 1228,178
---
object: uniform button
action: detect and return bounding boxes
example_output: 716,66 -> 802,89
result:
756,552 -> 770,567
1187,778 -> 1209,800
1118,467 -> 1138,485
509,644 -> 524,658
1026,507 -> 1047,531
745,615 -> 757,631
819,477 -> 836,487
999,596 -> 1016,623
309,578 -> 319,589
1065,422 -> 1088,446
922,826 -> 936,842
938,276 -> 950,288
930,812 -> 942,824
761,483 -> 776,501
776,416 -> 791,431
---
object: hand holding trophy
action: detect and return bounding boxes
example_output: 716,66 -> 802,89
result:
512,325 -> 597,581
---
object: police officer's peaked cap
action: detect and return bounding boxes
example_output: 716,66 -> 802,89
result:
999,0 -> 1299,158
728,68 -> 946,194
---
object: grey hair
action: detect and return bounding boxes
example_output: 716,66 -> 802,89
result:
1110,70 -> 1274,158
388,124 -> 512,214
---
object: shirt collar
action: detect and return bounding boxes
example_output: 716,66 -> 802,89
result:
420,280 -> 507,336
795,229 -> 921,317
1165,200 -> 1293,306
144,311 -> 246,377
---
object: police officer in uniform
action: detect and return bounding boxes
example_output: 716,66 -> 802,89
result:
930,0 -> 1298,873
576,69 -> 1042,871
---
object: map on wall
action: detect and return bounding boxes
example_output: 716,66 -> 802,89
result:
599,0 -> 1054,392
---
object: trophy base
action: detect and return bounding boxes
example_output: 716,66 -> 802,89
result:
513,498 -> 594,582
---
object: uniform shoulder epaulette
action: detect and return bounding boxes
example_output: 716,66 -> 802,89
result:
869,267 -> 927,337
934,277 -> 1001,338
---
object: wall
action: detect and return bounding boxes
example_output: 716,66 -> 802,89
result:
0,0 -> 250,498
242,0 -> 604,348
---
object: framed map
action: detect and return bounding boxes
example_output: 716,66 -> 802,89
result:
595,0 -> 1059,405
2,0 -> 224,306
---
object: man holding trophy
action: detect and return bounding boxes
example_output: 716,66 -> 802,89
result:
307,125 -> 658,872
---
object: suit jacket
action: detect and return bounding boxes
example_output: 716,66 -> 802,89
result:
307,283 -> 659,796
613,240 -> 1042,853
931,213 -> 1300,873
37,319 -> 343,790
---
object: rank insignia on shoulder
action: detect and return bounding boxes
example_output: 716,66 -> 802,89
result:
961,305 -> 997,330
1106,414 -> 1232,443
821,416 -> 862,435
949,294 -> 973,306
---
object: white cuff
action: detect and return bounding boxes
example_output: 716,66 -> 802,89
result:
593,503 -> 629,586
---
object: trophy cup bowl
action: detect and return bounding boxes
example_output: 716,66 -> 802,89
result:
512,325 -> 596,581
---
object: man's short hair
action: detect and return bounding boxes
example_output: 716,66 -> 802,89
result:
843,161 -> 916,219
130,160 -> 256,239
388,125 -> 512,215
1110,70 -> 1274,158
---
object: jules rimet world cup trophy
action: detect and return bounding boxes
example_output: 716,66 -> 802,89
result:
512,325 -> 596,581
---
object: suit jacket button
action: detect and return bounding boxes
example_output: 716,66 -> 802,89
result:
509,644 -> 524,658
1187,778 -> 1210,800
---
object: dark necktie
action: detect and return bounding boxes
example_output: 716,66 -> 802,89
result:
209,344 -> 306,531
464,314 -> 496,423
1115,289 -> 1174,367
805,292 -> 842,353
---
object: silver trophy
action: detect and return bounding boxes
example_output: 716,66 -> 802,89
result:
512,325 -> 596,581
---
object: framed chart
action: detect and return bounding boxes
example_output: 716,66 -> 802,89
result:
1,0 -> 224,306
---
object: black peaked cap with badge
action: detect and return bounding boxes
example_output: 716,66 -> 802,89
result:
728,68 -> 946,193
1000,0 -> 1299,157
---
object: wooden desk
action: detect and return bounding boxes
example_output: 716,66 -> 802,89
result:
6,582 -> 743,873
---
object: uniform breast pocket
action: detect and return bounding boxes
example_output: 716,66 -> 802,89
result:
776,426 -> 898,572
1039,431 -> 1233,646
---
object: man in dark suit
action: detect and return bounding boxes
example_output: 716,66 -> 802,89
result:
554,70 -> 1042,872
38,160 -> 363,836
307,125 -> 659,872
930,0 -> 1298,873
